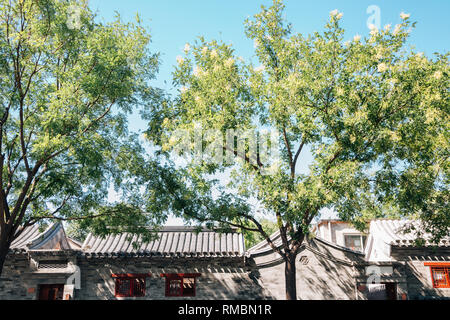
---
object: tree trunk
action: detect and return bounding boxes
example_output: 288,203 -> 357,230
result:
0,241 -> 9,277
285,254 -> 297,300
0,227 -> 13,277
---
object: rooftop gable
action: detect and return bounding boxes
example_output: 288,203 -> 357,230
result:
9,223 -> 78,252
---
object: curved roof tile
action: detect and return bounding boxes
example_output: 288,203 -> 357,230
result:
10,225 -> 42,249
80,227 -> 245,257
10,223 -> 74,250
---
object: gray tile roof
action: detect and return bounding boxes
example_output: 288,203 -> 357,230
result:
9,223 -> 76,252
10,224 -> 43,251
370,219 -> 450,247
81,226 -> 245,257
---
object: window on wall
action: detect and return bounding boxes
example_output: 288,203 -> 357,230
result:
344,234 -> 367,252
112,274 -> 150,297
182,277 -> 196,296
161,274 -> 200,297
425,263 -> 450,288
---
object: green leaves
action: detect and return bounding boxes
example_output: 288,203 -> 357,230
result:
171,37 -> 254,133
0,0 -> 160,237
145,0 -> 449,244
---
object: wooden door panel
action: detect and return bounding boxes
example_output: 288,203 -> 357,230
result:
38,284 -> 64,300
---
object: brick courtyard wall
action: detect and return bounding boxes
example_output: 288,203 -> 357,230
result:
76,256 -> 273,300
391,246 -> 450,300
248,238 -> 366,300
0,253 -> 74,300
2,243 -> 449,300
0,253 -> 273,300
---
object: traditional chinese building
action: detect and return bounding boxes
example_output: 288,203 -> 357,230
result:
363,219 -> 450,299
247,219 -> 450,300
0,224 -> 271,300
0,220 -> 449,300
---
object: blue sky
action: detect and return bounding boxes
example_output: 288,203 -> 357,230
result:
89,0 -> 450,133
89,0 -> 449,88
89,0 -> 449,224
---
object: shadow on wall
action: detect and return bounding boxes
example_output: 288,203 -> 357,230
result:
77,259 -> 275,300
300,241 -> 360,300
199,272 -> 275,300
80,267 -> 115,300
406,258 -> 448,300
247,239 -> 364,300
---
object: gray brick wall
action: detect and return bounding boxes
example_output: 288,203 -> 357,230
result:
0,253 -> 272,300
403,260 -> 450,299
248,239 -> 363,300
2,243 -> 450,300
75,256 -> 271,300
0,253 -> 69,300
391,246 -> 450,300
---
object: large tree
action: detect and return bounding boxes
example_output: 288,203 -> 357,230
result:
145,1 -> 449,299
0,0 -> 161,275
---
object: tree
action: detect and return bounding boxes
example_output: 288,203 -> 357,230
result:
145,0 -> 449,299
0,0 -> 160,275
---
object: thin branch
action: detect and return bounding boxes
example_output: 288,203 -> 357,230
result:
292,140 -> 305,173
282,127 -> 294,178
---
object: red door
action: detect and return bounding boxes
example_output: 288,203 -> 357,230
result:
38,284 -> 65,300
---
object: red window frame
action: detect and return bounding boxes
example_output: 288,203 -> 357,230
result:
161,273 -> 201,297
112,273 -> 151,297
424,263 -> 450,288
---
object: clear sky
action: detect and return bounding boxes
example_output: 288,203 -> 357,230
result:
89,0 -> 449,132
88,0 -> 449,224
